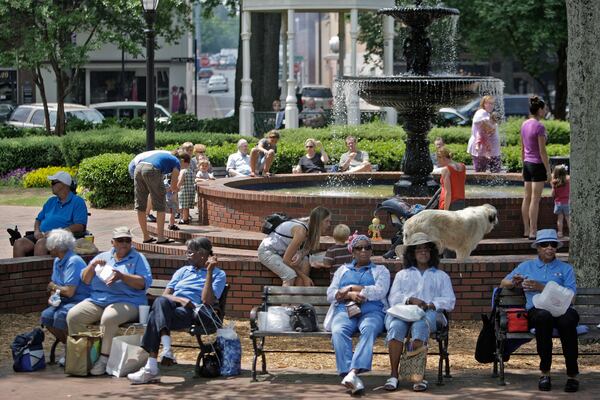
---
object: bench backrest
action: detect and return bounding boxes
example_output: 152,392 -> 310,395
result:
263,286 -> 330,325
495,287 -> 600,326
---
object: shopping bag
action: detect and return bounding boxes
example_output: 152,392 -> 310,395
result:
398,344 -> 427,383
11,327 -> 46,372
216,324 -> 241,377
65,331 -> 102,376
106,334 -> 148,377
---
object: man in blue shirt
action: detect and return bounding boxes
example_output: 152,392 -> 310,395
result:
128,237 -> 226,384
13,171 -> 88,257
133,150 -> 182,244
501,229 -> 579,393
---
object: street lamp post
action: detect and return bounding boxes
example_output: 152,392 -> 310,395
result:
141,0 -> 159,150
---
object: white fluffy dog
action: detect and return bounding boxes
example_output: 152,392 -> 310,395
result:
402,204 -> 498,260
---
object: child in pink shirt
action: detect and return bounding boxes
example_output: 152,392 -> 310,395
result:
551,164 -> 570,237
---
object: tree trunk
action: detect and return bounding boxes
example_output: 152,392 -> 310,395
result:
32,66 -> 51,134
553,42 -> 568,120
566,0 -> 600,286
235,12 -> 281,118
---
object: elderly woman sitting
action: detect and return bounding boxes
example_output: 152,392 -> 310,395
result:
41,229 -> 91,364
384,233 -> 455,392
66,226 -> 152,376
326,235 -> 390,395
128,238 -> 226,384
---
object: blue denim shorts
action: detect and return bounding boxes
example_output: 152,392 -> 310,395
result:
554,203 -> 570,215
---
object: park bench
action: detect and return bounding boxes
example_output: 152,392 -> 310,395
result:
49,280 -> 230,377
249,286 -> 450,384
493,287 -> 600,385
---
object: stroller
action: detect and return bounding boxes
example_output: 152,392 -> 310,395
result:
374,187 -> 441,259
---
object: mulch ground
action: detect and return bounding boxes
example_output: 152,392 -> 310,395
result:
2,313 -> 599,373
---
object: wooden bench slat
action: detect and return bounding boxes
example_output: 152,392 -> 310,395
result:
577,288 -> 600,295
267,295 -> 331,305
574,297 -> 600,306
267,287 -> 328,295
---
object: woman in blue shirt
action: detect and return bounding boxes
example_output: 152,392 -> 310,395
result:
41,229 -> 91,363
326,235 -> 390,395
66,226 -> 152,376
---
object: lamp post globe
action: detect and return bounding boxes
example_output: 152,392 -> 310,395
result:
141,0 -> 159,150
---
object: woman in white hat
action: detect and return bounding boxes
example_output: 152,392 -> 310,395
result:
500,228 -> 579,393
384,233 -> 455,392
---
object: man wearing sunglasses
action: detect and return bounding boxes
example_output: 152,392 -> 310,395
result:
501,229 -> 579,393
13,171 -> 88,257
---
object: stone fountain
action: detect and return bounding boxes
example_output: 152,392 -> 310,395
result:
340,0 -> 503,196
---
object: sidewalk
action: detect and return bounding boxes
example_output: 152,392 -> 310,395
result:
0,363 -> 598,400
0,205 -> 140,259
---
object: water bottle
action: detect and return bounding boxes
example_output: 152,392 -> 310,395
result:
49,289 -> 61,307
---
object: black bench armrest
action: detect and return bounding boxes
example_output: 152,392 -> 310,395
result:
249,306 -> 261,331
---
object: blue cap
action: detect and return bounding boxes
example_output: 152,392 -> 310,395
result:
532,229 -> 563,249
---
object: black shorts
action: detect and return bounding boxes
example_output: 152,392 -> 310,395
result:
522,161 -> 547,182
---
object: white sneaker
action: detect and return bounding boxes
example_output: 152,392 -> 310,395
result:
89,357 -> 108,376
57,356 -> 65,367
127,366 -> 161,385
341,372 -> 365,394
159,350 -> 177,365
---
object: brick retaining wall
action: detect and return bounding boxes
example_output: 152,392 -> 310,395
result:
1,254 -> 541,320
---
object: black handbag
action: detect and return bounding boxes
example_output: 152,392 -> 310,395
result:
475,313 -> 510,363
199,352 -> 221,378
290,303 -> 319,332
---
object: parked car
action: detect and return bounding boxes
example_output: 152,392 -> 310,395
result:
0,103 -> 14,122
207,75 -> 229,93
90,101 -> 171,123
7,103 -> 104,130
436,107 -> 469,127
198,68 -> 214,80
456,94 -> 542,123
300,85 -> 334,110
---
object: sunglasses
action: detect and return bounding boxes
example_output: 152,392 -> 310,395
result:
114,237 -> 132,243
51,180 -> 61,186
538,241 -> 558,248
353,245 -> 372,251
305,145 -> 314,148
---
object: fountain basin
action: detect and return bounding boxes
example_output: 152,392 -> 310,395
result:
339,75 -> 503,112
198,172 -> 556,239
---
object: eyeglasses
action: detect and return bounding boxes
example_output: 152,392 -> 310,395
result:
305,145 -> 314,148
51,180 -> 61,186
114,238 -> 132,243
353,245 -> 372,251
538,241 -> 558,248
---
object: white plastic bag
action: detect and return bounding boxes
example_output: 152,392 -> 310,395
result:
387,304 -> 426,322
532,280 -> 574,317
265,306 -> 292,331
106,334 -> 148,378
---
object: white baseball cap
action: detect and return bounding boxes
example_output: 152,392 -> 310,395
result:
48,171 -> 72,186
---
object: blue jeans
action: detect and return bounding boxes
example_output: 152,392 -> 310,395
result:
331,309 -> 385,375
41,302 -> 77,330
385,309 -> 438,343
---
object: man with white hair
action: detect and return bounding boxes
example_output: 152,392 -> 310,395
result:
226,139 -> 252,177
13,171 -> 88,257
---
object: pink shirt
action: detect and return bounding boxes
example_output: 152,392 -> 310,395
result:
521,119 -> 547,164
467,109 -> 500,157
553,180 -> 570,205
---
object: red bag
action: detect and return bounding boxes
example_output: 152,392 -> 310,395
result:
506,308 -> 529,333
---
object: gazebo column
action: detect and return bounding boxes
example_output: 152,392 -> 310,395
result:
383,15 -> 397,125
347,8 -> 360,125
285,9 -> 298,128
280,14 -> 288,104
239,10 -> 254,136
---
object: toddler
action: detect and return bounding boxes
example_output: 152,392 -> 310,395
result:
193,143 -> 213,173
551,164 -> 570,238
164,176 -> 178,230
177,153 -> 194,224
195,159 -> 215,184
317,224 -> 353,280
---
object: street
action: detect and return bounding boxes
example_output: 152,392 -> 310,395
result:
190,67 -> 235,119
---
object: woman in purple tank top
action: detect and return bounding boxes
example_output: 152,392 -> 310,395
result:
520,96 -> 550,239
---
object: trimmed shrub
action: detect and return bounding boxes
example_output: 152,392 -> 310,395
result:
77,153 -> 134,208
0,135 -> 64,174
22,166 -> 79,188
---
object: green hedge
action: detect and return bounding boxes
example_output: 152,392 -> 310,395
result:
77,153 -> 134,208
0,136 -> 64,174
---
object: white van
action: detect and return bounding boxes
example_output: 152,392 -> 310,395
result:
90,101 -> 171,123
7,103 -> 104,130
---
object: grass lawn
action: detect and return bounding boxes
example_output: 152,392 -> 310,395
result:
0,187 -> 52,207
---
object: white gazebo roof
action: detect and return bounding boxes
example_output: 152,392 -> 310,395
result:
243,0 -> 396,12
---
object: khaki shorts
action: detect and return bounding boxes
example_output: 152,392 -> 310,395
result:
134,163 -> 166,212
257,242 -> 297,282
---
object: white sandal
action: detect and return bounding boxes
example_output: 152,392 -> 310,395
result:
413,379 -> 428,392
384,377 -> 399,391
